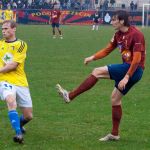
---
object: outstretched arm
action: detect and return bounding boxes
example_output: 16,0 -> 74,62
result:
84,42 -> 116,65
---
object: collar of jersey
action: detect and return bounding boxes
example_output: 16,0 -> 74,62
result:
5,38 -> 17,43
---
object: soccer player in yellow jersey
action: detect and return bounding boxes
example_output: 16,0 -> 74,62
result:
0,20 -> 33,144
5,6 -> 14,20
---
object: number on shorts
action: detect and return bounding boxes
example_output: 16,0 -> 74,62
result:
4,83 -> 12,90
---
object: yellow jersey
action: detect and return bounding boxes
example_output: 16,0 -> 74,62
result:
0,39 -> 28,87
5,9 -> 13,20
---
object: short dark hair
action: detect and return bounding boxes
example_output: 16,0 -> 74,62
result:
2,20 -> 17,28
113,10 -> 130,27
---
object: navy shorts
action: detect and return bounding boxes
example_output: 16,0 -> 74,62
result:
107,63 -> 143,95
52,23 -> 60,28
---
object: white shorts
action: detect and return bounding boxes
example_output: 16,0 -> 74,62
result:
0,81 -> 32,107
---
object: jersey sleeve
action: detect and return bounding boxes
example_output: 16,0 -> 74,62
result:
127,52 -> 141,77
13,41 -> 27,63
133,32 -> 145,52
94,42 -> 116,60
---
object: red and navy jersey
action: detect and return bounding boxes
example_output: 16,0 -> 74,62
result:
51,10 -> 61,23
111,26 -> 146,69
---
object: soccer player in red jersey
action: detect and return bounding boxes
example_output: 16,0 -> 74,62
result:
56,10 -> 146,141
50,6 -> 63,39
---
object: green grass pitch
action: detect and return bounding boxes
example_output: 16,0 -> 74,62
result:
0,25 -> 150,150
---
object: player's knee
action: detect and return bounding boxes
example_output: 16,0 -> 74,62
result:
7,100 -> 17,110
111,93 -> 121,105
25,113 -> 33,121
6,95 -> 17,110
111,93 -> 115,103
92,67 -> 104,77
28,115 -> 33,121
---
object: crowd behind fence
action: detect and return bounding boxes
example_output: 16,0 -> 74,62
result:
0,0 -> 149,11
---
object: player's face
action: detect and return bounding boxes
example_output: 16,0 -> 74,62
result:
2,22 -> 16,40
111,16 -> 123,30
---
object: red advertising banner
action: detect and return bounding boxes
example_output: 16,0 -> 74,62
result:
17,9 -> 147,25
18,10 -> 98,25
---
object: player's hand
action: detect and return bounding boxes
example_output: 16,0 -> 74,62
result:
84,56 -> 94,65
118,74 -> 129,91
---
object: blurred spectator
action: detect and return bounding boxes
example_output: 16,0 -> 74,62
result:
17,0 -> 22,8
74,1 -> 80,10
85,0 -> 90,10
0,0 -> 2,9
49,0 -> 53,9
12,1 -> 17,9
38,0 -> 43,9
110,0 -> 115,8
134,2 -> 137,10
130,1 -> 134,11
67,1 -> 71,9
103,0 -> 109,10
31,0 -> 36,9
53,1 -> 58,8
7,2 -> 11,8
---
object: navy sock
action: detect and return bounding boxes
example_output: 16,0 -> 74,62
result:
20,115 -> 29,127
8,110 -> 21,134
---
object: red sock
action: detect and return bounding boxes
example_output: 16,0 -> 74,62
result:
111,105 -> 122,136
69,74 -> 98,100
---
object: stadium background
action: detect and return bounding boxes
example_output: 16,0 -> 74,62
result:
0,0 -> 150,25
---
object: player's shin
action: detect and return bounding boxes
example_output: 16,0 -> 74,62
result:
111,105 -> 122,136
8,110 -> 22,134
96,25 -> 99,30
92,25 -> 95,30
69,74 -> 98,100
53,29 -> 55,35
20,115 -> 30,127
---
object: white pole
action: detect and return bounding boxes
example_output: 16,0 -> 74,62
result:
142,4 -> 145,28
